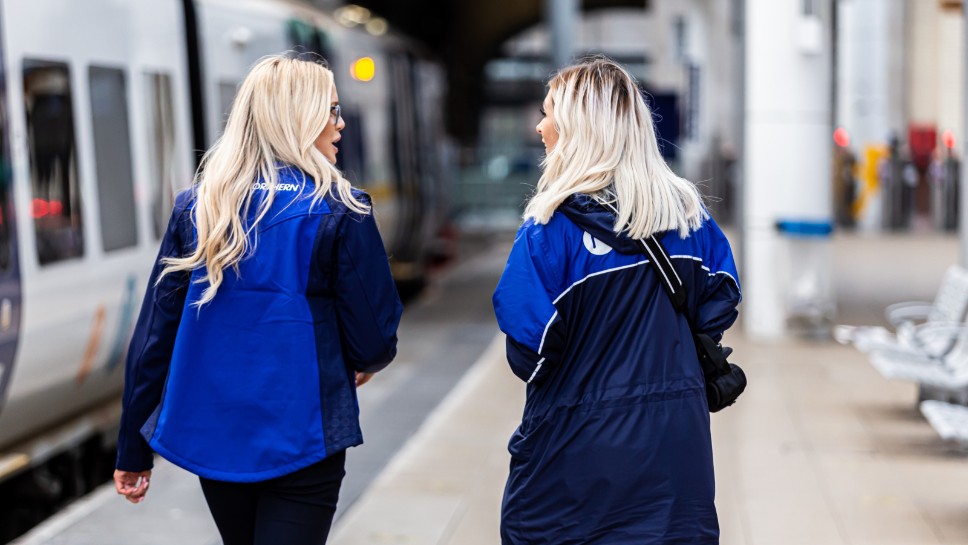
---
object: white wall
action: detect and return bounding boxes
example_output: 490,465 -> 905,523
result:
907,0 -> 965,143
639,0 -> 740,181
907,1 -> 936,125
937,10 -> 966,142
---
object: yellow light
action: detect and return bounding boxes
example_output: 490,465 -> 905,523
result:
351,57 -> 376,82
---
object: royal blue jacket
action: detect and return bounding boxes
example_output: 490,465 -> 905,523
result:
116,165 -> 402,482
493,195 -> 740,544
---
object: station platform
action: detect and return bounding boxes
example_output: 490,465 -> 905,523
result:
330,327 -> 968,545
13,230 -> 968,545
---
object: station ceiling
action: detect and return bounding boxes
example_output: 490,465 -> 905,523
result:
351,0 -> 651,146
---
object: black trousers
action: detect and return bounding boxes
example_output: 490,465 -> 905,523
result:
199,450 -> 346,545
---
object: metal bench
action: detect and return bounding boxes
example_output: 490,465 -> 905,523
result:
866,325 -> 968,406
920,400 -> 968,446
834,265 -> 968,358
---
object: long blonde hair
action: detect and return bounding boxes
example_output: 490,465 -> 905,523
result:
161,53 -> 369,306
524,56 -> 706,239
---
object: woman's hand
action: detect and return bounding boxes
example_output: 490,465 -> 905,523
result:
114,469 -> 151,504
355,372 -> 375,387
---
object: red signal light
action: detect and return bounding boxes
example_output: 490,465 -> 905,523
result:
833,127 -> 850,148
942,130 -> 956,149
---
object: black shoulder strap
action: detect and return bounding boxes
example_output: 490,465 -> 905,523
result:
641,235 -> 733,382
597,199 -> 689,314
637,236 -> 689,314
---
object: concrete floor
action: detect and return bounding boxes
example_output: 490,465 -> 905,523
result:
329,331 -> 968,545
332,230 -> 968,545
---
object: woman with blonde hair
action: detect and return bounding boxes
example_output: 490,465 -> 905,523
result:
493,56 -> 741,543
114,53 -> 402,544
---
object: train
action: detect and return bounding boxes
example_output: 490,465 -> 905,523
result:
0,0 -> 451,537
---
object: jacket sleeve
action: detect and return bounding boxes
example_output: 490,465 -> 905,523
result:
332,198 -> 403,373
492,222 -> 565,384
691,217 -> 742,341
115,194 -> 192,472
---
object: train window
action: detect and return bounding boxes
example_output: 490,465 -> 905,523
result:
144,72 -> 176,239
23,60 -> 84,265
89,66 -> 137,252
218,81 -> 239,133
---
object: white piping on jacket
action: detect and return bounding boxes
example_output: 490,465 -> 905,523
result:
534,255 -> 739,357
526,358 -> 546,384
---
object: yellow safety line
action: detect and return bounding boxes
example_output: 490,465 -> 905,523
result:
0,452 -> 29,481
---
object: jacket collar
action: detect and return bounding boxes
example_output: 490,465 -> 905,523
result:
558,194 -> 650,255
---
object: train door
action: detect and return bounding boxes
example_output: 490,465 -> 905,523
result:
387,52 -> 426,281
411,59 -> 451,265
327,27 -> 401,258
193,0 -> 291,145
0,6 -> 21,415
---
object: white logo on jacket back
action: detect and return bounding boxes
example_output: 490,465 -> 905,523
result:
582,232 -> 613,255
253,182 -> 299,192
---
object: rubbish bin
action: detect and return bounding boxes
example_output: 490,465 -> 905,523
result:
880,155 -> 915,230
930,155 -> 959,232
775,219 -> 835,338
832,147 -> 857,228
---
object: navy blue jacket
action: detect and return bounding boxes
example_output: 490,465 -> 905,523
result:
493,195 -> 740,544
116,166 -> 402,482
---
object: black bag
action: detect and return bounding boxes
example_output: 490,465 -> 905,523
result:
636,235 -> 747,413
693,332 -> 747,412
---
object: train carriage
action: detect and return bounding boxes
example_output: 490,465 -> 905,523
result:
0,1 -> 449,534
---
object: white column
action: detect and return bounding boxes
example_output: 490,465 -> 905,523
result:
677,0 -> 711,182
962,0 -> 968,266
547,0 -> 579,69
743,0 -> 833,339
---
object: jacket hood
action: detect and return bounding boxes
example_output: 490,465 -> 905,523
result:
558,194 -> 646,254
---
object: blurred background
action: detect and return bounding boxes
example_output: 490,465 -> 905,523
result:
1,0 -> 968,544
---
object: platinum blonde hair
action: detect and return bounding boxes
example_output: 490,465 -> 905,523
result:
161,53 -> 368,306
524,56 -> 706,239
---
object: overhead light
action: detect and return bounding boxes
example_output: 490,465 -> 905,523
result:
229,26 -> 253,48
365,17 -> 388,36
334,5 -> 372,27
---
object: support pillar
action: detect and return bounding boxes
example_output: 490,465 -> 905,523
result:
963,0 -> 968,266
547,0 -> 579,69
743,0 -> 833,339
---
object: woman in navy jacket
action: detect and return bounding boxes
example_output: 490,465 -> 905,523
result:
113,53 -> 402,544
493,57 -> 741,544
